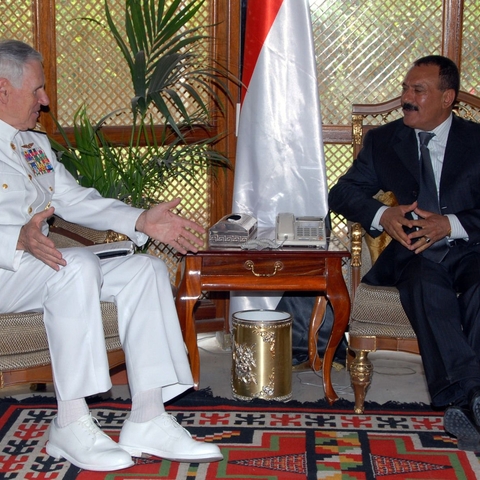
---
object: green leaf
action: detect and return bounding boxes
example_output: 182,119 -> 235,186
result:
133,50 -> 147,100
62,0 -> 236,207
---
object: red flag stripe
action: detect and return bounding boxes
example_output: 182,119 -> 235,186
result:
241,0 -> 284,104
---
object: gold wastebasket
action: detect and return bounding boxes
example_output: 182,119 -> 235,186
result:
231,310 -> 292,402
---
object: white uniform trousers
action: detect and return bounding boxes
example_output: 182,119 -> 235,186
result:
0,248 -> 193,402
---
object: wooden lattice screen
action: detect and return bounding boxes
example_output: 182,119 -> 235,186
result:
2,0 -> 480,274
1,0 -> 212,284
309,0 -> 444,236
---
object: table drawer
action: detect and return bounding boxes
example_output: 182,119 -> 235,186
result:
201,255 -> 327,277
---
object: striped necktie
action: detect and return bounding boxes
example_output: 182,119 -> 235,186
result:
417,131 -> 448,262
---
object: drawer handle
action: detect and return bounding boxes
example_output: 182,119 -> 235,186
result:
244,260 -> 283,277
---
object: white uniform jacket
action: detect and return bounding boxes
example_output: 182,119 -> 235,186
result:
0,119 -> 148,271
0,120 -> 194,401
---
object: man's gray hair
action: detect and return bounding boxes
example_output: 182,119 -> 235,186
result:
0,39 -> 43,88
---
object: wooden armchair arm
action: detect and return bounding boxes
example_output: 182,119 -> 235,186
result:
350,222 -> 363,299
48,215 -> 128,247
348,191 -> 397,300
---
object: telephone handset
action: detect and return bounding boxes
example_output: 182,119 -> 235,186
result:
276,213 -> 296,241
276,212 -> 327,248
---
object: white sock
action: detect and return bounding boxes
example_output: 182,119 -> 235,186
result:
56,398 -> 89,428
129,387 -> 165,423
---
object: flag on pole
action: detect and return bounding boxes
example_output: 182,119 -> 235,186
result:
233,0 -> 328,226
230,0 -> 328,315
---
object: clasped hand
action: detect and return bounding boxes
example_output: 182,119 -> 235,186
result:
379,201 -> 451,254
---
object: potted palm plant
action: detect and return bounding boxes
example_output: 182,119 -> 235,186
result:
51,0 -> 233,209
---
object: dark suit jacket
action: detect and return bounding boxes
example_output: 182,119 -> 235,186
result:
328,114 -> 480,286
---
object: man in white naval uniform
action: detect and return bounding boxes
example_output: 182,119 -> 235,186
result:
0,39 -> 222,471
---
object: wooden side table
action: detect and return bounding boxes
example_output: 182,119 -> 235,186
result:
175,245 -> 350,404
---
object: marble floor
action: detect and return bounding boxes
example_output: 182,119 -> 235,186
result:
197,332 -> 430,406
1,332 -> 431,409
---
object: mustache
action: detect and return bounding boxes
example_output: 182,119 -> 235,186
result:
402,102 -> 419,111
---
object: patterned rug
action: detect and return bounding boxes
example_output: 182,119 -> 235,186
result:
1,389 -> 480,479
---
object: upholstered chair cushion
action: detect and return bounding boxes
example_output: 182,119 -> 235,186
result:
0,304 -> 120,373
350,190 -> 415,339
0,217 -> 123,388
349,284 -> 413,337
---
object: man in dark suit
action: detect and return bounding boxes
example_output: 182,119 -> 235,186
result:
329,55 -> 480,451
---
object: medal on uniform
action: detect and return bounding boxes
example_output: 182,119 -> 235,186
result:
22,144 -> 54,176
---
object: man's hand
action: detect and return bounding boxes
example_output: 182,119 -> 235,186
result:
379,201 -> 418,248
407,206 -> 451,254
379,201 -> 451,254
17,207 -> 66,270
135,198 -> 206,254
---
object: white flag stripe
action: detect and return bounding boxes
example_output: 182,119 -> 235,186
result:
233,0 -> 328,227
230,0 -> 328,317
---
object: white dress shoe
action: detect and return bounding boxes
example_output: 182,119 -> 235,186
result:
46,414 -> 134,471
119,413 -> 223,463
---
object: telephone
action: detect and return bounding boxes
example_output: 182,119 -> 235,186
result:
276,212 -> 327,248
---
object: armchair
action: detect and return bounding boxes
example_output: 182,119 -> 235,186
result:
347,91 -> 480,414
0,216 -> 128,390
